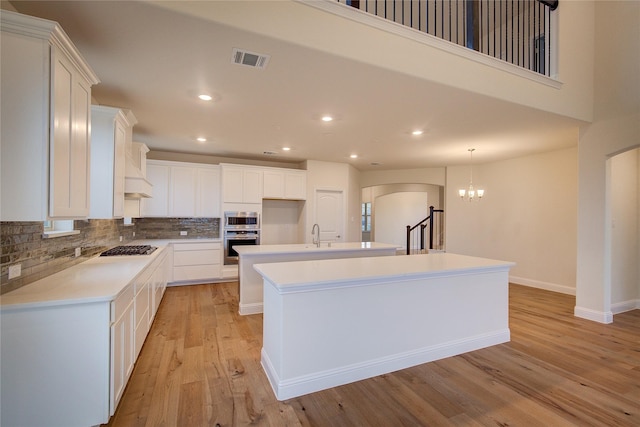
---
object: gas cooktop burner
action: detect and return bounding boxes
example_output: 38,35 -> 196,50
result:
100,245 -> 157,256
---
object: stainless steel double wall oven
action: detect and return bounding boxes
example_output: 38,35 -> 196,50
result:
223,211 -> 260,265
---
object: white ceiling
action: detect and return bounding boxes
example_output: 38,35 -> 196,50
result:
9,0 -> 581,170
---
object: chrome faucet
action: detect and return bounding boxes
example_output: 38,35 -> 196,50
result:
311,223 -> 320,247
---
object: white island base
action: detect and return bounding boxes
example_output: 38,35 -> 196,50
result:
236,242 -> 398,315
254,253 -> 515,401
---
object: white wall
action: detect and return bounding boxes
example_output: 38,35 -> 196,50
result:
446,147 -> 578,294
303,160 -> 361,243
160,0 -> 596,122
360,168 -> 445,188
574,0 -> 640,323
609,149 -> 639,312
261,200 -> 304,245
374,192 -> 429,249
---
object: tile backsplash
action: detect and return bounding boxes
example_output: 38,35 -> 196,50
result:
0,217 -> 219,295
135,217 -> 219,240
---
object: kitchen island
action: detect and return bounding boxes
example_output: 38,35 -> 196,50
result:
254,252 -> 514,400
236,242 -> 398,315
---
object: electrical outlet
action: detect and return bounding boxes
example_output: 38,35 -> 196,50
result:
132,231 -> 136,237
8,264 -> 21,279
119,236 -> 123,242
180,231 -> 187,236
75,247 -> 82,258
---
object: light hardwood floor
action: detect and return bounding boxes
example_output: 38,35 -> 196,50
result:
106,282 -> 640,426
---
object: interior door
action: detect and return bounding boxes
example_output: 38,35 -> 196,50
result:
315,189 -> 344,242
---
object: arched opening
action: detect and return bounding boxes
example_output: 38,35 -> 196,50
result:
361,183 -> 444,249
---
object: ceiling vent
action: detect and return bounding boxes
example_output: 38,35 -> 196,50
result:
232,48 -> 270,69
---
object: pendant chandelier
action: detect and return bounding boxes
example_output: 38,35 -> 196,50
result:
458,148 -> 484,201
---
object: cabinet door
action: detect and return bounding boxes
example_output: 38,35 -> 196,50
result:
110,301 -> 133,415
243,168 -> 263,203
197,167 -> 220,217
263,170 -> 284,199
142,163 -> 170,216
134,280 -> 150,358
50,48 -> 92,218
284,171 -> 307,200
222,167 -> 244,203
170,166 -> 197,217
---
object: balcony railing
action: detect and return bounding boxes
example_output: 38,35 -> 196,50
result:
337,0 -> 557,76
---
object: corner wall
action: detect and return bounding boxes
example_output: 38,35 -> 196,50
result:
574,0 -> 640,323
445,147 -> 578,294
609,148 -> 640,313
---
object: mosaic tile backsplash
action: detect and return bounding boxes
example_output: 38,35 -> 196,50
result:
0,217 -> 219,295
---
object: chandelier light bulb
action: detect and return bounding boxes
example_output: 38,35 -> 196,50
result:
459,148 -> 484,201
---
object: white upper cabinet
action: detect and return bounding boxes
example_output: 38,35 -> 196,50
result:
169,166 -> 197,217
143,160 -> 220,218
263,168 -> 307,200
197,167 -> 221,217
221,164 -> 263,204
90,106 -> 137,219
0,11 -> 99,221
142,162 -> 171,217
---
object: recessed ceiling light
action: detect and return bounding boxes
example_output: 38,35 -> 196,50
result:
282,147 -> 291,151
198,94 -> 213,101
412,130 -> 423,136
196,137 -> 207,142
321,115 -> 333,122
350,154 -> 358,159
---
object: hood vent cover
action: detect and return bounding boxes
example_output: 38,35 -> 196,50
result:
232,48 -> 270,69
124,155 -> 152,199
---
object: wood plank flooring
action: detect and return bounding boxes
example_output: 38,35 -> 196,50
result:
106,283 -> 640,426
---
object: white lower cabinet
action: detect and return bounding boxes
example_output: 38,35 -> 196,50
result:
0,247 -> 169,427
110,247 -> 167,415
172,241 -> 221,283
110,285 -> 135,414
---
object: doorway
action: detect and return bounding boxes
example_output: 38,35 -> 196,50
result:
314,189 -> 344,242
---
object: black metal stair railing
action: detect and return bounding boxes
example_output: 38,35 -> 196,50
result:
406,205 -> 444,255
338,0 -> 557,77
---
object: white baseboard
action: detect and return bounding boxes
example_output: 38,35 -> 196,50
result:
509,276 -> 576,295
574,306 -> 613,324
261,329 -> 510,401
611,299 -> 640,315
167,278 -> 230,287
239,302 -> 263,315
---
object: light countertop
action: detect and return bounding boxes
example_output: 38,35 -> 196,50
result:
1,238 -> 220,310
254,252 -> 515,292
236,241 -> 399,256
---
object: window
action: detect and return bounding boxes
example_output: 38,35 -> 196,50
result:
43,220 -> 79,238
361,202 -> 371,232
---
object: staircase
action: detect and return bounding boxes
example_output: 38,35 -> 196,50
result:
406,205 -> 444,255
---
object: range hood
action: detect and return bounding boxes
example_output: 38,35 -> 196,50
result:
125,154 -> 152,199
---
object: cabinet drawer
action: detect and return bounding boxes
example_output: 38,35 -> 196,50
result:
173,242 -> 220,251
173,249 -> 220,266
173,265 -> 220,282
111,285 -> 134,322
